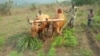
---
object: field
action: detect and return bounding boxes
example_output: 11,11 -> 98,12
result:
0,4 -> 100,56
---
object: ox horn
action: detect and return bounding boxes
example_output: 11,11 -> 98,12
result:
26,17 -> 33,25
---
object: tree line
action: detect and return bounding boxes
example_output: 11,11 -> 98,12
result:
0,0 -> 13,15
72,0 -> 100,6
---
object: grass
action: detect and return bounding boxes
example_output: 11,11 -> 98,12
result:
0,17 -> 2,21
77,12 -> 84,17
96,34 -> 100,42
0,5 -> 99,56
96,9 -> 100,16
7,32 -> 43,52
94,16 -> 100,23
93,15 -> 100,28
80,48 -> 93,56
16,33 -> 43,52
51,36 -> 64,47
38,49 -> 45,56
50,29 -> 78,48
46,47 -> 56,56
7,51 -> 23,56
63,29 -> 78,47
0,35 -> 5,47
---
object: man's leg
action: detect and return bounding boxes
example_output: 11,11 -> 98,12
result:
88,19 -> 91,27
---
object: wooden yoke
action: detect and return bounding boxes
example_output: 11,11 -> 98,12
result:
28,18 -> 64,23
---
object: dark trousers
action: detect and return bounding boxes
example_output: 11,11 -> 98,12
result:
88,19 -> 92,27
69,17 -> 74,28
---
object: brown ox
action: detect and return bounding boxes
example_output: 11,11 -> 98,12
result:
52,8 -> 66,35
28,14 -> 50,41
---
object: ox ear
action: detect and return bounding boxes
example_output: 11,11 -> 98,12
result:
26,17 -> 33,25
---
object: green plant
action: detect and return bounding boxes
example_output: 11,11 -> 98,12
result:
80,48 -> 93,56
64,36 -> 78,47
63,30 -> 78,47
7,51 -> 23,56
0,37 -> 5,46
96,34 -> 100,42
63,29 -> 74,38
16,33 -> 43,51
38,49 -> 45,56
51,36 -> 64,47
46,47 -> 56,56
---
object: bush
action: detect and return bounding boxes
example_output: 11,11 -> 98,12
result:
7,51 -> 23,56
0,37 -> 5,46
30,4 -> 38,11
80,48 -> 93,56
16,33 -> 43,52
96,34 -> 100,42
0,0 -> 13,15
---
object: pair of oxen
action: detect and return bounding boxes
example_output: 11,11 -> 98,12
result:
27,8 -> 66,41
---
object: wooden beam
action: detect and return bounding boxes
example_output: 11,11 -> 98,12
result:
29,19 -> 64,23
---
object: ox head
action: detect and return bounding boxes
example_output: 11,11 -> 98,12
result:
31,21 -> 39,38
27,17 -> 39,38
57,8 -> 63,14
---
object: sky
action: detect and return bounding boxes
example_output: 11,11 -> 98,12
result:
0,0 -> 71,6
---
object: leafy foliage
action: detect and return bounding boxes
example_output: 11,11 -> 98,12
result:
7,51 -> 23,56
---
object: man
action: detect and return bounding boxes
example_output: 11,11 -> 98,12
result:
68,3 -> 77,28
87,9 -> 94,27
36,10 -> 42,19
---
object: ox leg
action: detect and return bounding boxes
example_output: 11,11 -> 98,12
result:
59,27 -> 63,35
51,29 -> 54,40
56,27 -> 62,36
38,32 -> 42,40
41,30 -> 45,41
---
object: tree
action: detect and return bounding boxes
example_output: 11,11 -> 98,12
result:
72,0 -> 96,6
0,0 -> 13,15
